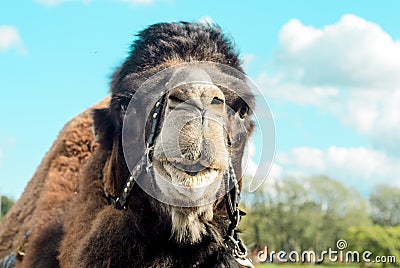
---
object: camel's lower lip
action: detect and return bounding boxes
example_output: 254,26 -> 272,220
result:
162,162 -> 220,188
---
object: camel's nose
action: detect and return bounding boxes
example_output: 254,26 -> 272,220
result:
167,66 -> 225,111
162,67 -> 227,170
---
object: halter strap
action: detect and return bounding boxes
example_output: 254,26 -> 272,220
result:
224,161 -> 255,267
108,91 -> 166,210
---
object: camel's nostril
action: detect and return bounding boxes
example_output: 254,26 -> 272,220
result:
211,96 -> 224,105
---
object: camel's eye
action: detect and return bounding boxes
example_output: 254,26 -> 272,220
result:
238,105 -> 249,119
211,97 -> 224,105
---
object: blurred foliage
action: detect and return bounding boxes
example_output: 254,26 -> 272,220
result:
0,195 -> 14,223
240,176 -> 371,253
369,185 -> 400,226
346,225 -> 400,266
240,176 -> 400,267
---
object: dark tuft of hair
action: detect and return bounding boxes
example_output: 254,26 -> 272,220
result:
116,22 -> 242,86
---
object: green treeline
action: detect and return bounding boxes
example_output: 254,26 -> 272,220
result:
240,176 -> 400,266
0,195 -> 14,223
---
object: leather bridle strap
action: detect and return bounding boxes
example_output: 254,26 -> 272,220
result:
108,91 -> 166,210
224,161 -> 254,267
108,154 -> 147,210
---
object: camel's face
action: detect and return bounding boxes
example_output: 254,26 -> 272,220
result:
153,81 -> 229,204
112,64 -> 254,244
146,66 -> 253,244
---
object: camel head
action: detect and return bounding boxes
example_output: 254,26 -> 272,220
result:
93,23 -> 255,245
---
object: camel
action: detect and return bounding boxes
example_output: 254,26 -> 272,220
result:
0,22 -> 255,267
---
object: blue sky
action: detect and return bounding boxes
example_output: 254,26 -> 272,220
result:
1,0 -> 399,198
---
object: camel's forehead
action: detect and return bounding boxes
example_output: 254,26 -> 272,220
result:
168,66 -> 213,86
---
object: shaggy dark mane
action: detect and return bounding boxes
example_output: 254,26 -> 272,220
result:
117,22 -> 242,83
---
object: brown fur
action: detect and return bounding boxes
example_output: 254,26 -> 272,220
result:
0,98 -> 110,267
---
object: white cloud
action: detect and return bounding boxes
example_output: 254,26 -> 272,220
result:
263,162 -> 282,188
242,161 -> 283,195
261,14 -> 400,154
276,146 -> 400,191
275,14 -> 400,88
243,139 -> 257,177
242,138 -> 281,192
35,0 -> 91,6
257,72 -> 340,106
0,25 -> 27,55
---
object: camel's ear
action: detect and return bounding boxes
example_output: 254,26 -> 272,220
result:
93,108 -> 115,149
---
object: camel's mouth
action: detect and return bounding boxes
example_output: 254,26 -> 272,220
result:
153,160 -> 225,202
163,161 -> 220,188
